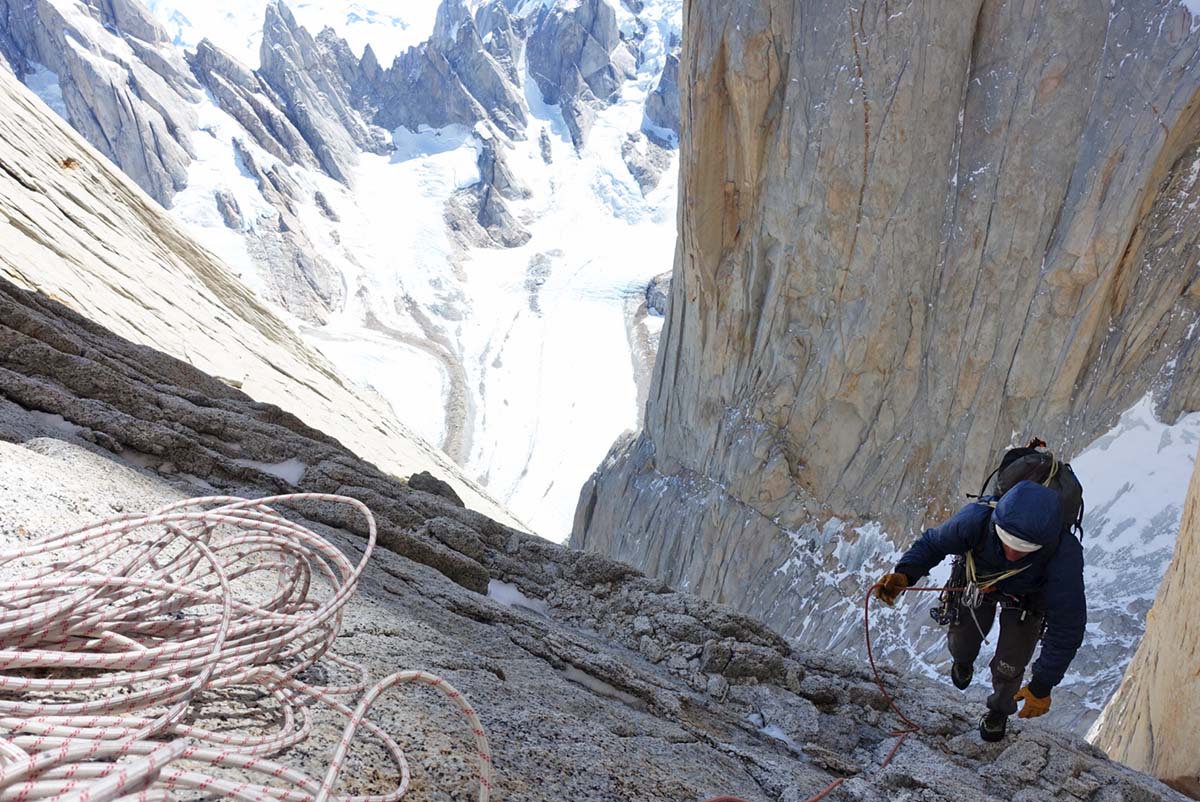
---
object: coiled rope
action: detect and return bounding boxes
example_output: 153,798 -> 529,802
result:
702,582 -> 962,802
0,493 -> 493,802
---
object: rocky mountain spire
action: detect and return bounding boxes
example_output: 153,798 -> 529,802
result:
0,0 -> 199,204
526,0 -> 636,146
187,38 -> 322,170
256,0 -> 390,184
1092,446 -> 1200,796
367,0 -> 528,138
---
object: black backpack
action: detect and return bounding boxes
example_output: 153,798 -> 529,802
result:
973,437 -> 1085,539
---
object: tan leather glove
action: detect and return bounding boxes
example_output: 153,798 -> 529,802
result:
873,572 -> 910,606
1014,686 -> 1052,718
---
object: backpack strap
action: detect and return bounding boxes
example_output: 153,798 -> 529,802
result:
968,467 -> 1001,500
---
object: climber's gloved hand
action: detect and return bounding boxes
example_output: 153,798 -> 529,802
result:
873,572 -> 910,606
1014,685 -> 1052,719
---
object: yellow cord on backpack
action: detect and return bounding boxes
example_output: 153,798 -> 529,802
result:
1042,456 -> 1059,487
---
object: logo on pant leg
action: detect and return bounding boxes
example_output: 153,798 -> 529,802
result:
994,659 -> 1019,678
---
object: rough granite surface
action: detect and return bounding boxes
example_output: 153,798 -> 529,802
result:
0,279 -> 1190,802
1093,445 -> 1200,797
573,0 -> 1200,704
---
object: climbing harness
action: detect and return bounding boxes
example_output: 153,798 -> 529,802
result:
965,548 -> 1029,591
701,581 -> 963,802
929,546 -> 1029,644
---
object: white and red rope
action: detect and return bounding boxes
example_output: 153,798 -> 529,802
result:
0,494 -> 493,802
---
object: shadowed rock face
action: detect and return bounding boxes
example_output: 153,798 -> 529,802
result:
1093,447 -> 1200,796
644,48 -> 680,140
573,0 -> 1200,682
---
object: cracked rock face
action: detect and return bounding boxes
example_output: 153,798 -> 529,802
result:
0,276 -> 1190,802
0,0 -> 199,205
526,0 -> 637,147
573,0 -> 1200,685
1093,448 -> 1200,797
0,64 -> 513,526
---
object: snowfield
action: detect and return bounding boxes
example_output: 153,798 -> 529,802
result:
132,0 -> 683,540
146,0 -> 444,68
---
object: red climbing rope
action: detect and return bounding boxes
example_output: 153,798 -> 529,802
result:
862,582 -> 961,735
702,582 -> 962,802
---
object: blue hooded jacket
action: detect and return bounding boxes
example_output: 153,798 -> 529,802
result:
895,481 -> 1086,695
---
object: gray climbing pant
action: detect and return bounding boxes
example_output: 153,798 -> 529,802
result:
947,597 -> 1044,716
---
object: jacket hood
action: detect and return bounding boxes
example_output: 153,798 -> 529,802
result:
993,480 -> 1063,546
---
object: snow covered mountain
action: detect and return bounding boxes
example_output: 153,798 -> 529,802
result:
0,0 -> 682,540
0,63 -> 516,525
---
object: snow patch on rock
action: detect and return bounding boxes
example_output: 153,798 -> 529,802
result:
487,579 -> 550,617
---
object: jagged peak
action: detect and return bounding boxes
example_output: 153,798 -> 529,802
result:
361,42 -> 380,77
95,0 -> 172,46
189,37 -> 257,87
432,0 -> 484,47
261,0 -> 307,46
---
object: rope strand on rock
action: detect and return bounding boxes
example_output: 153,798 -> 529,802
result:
0,494 -> 492,802
702,582 -> 963,802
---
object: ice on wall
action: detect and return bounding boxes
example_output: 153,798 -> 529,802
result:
775,396 -> 1200,734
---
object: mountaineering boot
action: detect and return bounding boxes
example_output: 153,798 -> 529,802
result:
979,711 -> 1008,742
950,662 -> 973,690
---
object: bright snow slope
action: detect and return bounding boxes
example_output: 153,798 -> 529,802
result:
129,0 -> 684,540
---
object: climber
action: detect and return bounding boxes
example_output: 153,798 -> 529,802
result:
873,481 -> 1086,742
